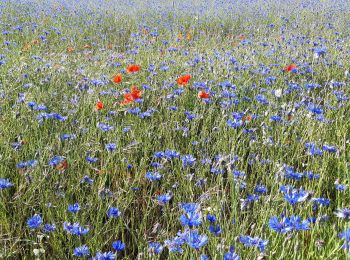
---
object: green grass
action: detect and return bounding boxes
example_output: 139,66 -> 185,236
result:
1,0 -> 350,259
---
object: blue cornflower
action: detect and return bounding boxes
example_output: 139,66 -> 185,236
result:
112,240 -> 125,251
169,106 -> 178,111
81,175 -> 94,184
164,236 -> 185,253
304,171 -> 320,180
304,83 -> 321,90
68,203 -> 81,214
16,160 -> 38,169
107,207 -> 121,218
27,214 -> 43,229
43,223 -> 56,233
307,103 -> 323,115
227,118 -> 243,128
48,156 -> 64,166
185,230 -> 208,249
224,246 -> 240,260
338,229 -> 350,252
335,208 -> 350,220
105,143 -> 117,152
336,184 -> 347,191
0,179 -> 13,189
322,144 -> 337,153
233,170 -> 245,178
283,188 -> 309,205
181,155 -> 196,167
239,235 -> 268,252
145,172 -> 162,181
311,198 -> 330,210
98,123 -> 114,132
60,134 -> 76,141
246,194 -> 260,203
265,76 -> 276,85
256,94 -> 269,105
313,47 -> 327,58
164,150 -> 180,159
201,158 -> 212,165
208,225 -> 222,236
270,115 -> 282,122
148,242 -> 163,254
37,112 -> 67,122
153,151 -> 165,159
179,203 -> 202,227
207,214 -> 217,223
184,111 -> 197,120
254,185 -> 268,194
210,167 -> 225,175
92,251 -> 115,260
269,215 -> 309,233
268,216 -> 292,233
139,108 -> 156,119
307,216 -> 317,224
127,107 -> 141,115
283,167 -> 303,180
304,142 -> 323,156
181,203 -> 200,213
86,156 -> 98,164
63,222 -> 89,236
151,162 -> 162,168
73,245 -> 90,257
122,127 -> 131,133
286,216 -> 311,231
157,194 -> 172,205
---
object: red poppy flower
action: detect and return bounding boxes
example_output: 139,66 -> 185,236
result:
176,74 -> 191,86
95,101 -> 104,110
198,91 -> 210,99
112,73 -> 122,83
130,86 -> 142,99
238,34 -> 245,40
56,160 -> 68,171
242,115 -> 252,122
284,63 -> 297,72
126,64 -> 141,73
120,86 -> 142,105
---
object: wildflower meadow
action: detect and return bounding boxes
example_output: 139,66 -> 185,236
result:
1,0 -> 350,259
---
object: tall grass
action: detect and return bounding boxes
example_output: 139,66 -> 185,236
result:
1,0 -> 350,259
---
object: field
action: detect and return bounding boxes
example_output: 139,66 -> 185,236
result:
1,0 -> 350,259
